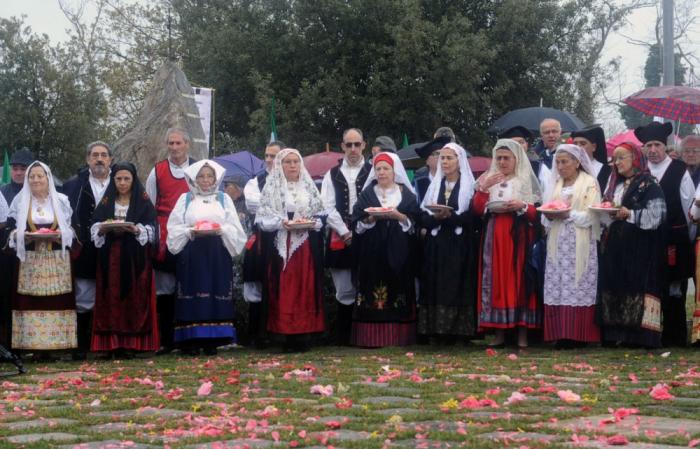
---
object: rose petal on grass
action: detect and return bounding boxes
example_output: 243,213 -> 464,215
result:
557,390 -> 581,403
310,384 -> 334,396
649,383 -> 674,400
197,381 -> 213,396
607,434 -> 629,445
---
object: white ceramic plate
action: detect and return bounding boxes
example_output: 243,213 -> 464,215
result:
100,221 -> 134,230
425,204 -> 454,212
486,200 -> 509,213
25,232 -> 61,240
589,205 -> 620,213
365,207 -> 394,216
286,221 -> 316,230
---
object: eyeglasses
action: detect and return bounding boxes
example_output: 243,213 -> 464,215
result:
682,148 -> 700,155
343,142 -> 363,148
612,155 -> 632,162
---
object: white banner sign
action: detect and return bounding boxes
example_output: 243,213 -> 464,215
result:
193,87 -> 213,150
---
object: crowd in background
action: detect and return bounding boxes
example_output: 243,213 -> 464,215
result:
1,121 -> 700,361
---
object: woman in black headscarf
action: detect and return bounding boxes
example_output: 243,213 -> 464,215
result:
90,162 -> 159,358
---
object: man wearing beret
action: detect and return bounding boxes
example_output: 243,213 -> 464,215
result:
370,136 -> 397,159
635,121 -> 695,347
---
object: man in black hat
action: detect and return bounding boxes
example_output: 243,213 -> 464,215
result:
1,148 -> 34,205
498,126 -> 552,194
635,121 -> 695,347
571,125 -> 612,192
62,141 -> 113,360
321,128 -> 371,345
370,136 -> 397,159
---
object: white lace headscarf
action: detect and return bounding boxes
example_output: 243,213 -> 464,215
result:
362,152 -> 416,194
9,161 -> 74,262
544,144 -> 601,284
184,159 -> 226,196
420,142 -> 474,236
483,138 -> 541,204
257,148 -> 325,269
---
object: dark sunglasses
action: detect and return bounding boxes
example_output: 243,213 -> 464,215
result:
343,142 -> 363,148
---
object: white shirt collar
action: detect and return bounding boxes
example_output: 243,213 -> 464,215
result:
89,170 -> 111,203
168,157 -> 190,169
648,156 -> 672,180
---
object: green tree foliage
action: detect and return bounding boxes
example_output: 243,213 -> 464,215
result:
0,0 -> 642,172
173,0 -> 638,155
0,17 -> 102,178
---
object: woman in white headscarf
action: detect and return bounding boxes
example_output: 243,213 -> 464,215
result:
350,152 -> 421,347
256,148 -> 326,352
167,159 -> 247,355
6,161 -> 76,360
541,144 -> 602,348
473,139 -> 542,348
418,143 -> 476,342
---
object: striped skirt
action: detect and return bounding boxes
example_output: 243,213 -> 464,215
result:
350,322 -> 416,348
543,305 -> 600,342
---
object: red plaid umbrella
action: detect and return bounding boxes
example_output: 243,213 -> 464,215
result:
623,86 -> 700,124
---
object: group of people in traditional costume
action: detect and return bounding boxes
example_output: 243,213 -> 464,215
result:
2,119 -> 700,361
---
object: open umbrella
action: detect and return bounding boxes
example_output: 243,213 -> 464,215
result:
214,151 -> 265,180
606,129 -> 642,157
487,107 -> 586,135
468,156 -> 492,177
303,151 -> 344,180
623,86 -> 700,124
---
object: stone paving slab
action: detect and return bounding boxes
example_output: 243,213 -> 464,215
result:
310,429 -> 371,441
477,431 -> 560,443
58,440 -> 158,449
183,438 -> 274,449
318,403 -> 362,410
5,432 -> 85,443
401,421 -> 467,432
90,407 -> 188,419
0,399 -> 59,406
2,417 -> 78,430
375,408 -> 423,416
352,381 -> 390,388
391,440 -> 469,449
361,396 -> 421,405
86,422 -> 150,432
550,415 -> 700,436
29,370 -> 99,381
564,442 -> 687,449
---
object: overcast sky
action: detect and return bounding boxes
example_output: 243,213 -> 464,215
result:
2,0 -> 699,136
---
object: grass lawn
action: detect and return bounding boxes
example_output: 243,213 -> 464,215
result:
0,344 -> 699,448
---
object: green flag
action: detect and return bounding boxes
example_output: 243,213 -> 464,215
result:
1,150 -> 9,185
270,97 -> 278,142
402,133 -> 409,149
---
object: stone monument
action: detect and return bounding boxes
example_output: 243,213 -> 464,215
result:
113,60 -> 208,180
